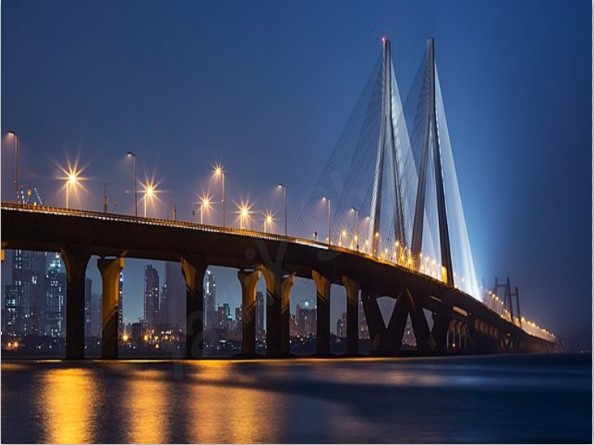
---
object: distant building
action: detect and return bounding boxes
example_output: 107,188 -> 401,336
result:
84,278 -> 93,336
161,262 -> 186,327
205,269 -> 216,329
45,253 -> 66,337
118,272 -> 124,333
90,292 -> 102,337
218,303 -> 231,332
337,312 -> 346,338
255,291 -> 264,341
144,265 -> 160,327
359,297 -> 369,340
296,300 -> 316,337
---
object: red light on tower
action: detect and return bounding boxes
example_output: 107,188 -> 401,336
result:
381,36 -> 386,44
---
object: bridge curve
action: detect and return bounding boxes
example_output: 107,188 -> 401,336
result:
1,203 -> 553,359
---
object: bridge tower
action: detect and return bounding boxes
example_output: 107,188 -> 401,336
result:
493,277 -> 522,327
410,38 -> 454,286
369,38 -> 407,256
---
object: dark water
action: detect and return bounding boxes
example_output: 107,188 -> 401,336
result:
1,354 -> 591,443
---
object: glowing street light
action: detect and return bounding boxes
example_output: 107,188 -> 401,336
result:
213,164 -> 225,227
7,131 -> 18,202
126,151 -> 138,218
349,207 -> 360,250
200,194 -> 212,224
263,211 -> 274,233
277,183 -> 287,236
238,203 -> 251,230
322,196 -> 331,245
143,182 -> 156,217
65,169 -> 80,209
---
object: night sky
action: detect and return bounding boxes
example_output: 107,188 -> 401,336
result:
2,1 -> 591,346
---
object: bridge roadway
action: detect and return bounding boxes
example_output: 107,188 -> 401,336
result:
1,202 -> 553,359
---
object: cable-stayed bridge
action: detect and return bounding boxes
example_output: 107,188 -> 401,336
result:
1,38 -> 554,359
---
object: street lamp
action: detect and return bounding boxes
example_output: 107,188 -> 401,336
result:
143,182 -> 155,217
239,204 -> 251,230
103,182 -> 110,213
322,196 -> 331,245
65,170 -> 79,209
213,164 -> 225,227
350,207 -> 359,250
263,211 -> 274,233
126,151 -> 138,218
277,183 -> 287,236
200,195 -> 211,224
7,131 -> 18,202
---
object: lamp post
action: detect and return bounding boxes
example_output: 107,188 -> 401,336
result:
322,196 -> 331,245
8,131 -> 18,202
126,151 -> 138,218
200,196 -> 211,224
103,182 -> 110,213
213,165 -> 225,227
278,183 -> 287,236
239,205 -> 250,230
350,207 -> 360,250
264,212 -> 273,233
144,184 -> 155,218
65,171 -> 79,209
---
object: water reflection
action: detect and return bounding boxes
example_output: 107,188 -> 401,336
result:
40,368 -> 97,443
124,370 -> 170,443
185,362 -> 285,443
2,355 -> 589,444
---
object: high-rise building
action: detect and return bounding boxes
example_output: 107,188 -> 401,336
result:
217,303 -> 231,329
143,265 -> 160,327
84,278 -> 93,336
4,249 -> 47,335
3,285 -> 19,334
45,253 -> 66,337
255,291 -> 264,341
337,312 -> 346,338
90,292 -> 101,337
118,272 -> 124,332
161,262 -> 185,327
359,297 -> 369,340
205,269 -> 216,329
296,300 -> 316,337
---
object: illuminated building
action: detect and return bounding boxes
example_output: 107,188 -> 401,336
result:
143,265 -> 160,328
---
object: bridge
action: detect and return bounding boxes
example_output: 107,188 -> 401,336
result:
1,38 -> 554,359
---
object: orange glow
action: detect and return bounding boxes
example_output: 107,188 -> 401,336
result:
41,368 -> 96,443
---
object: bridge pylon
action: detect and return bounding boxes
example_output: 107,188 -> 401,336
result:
410,38 -> 454,286
369,38 -> 408,257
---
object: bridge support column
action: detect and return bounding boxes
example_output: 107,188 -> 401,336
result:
182,257 -> 208,359
61,246 -> 91,359
313,270 -> 331,357
403,289 -> 434,352
280,274 -> 294,356
342,276 -> 359,356
97,257 -> 124,359
259,266 -> 293,357
431,301 -> 453,354
238,269 -> 260,355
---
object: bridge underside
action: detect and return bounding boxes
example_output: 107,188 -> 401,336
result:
1,205 -> 553,358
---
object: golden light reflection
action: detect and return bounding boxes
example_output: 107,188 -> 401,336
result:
40,368 -> 96,443
185,361 -> 284,443
125,370 -> 170,444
